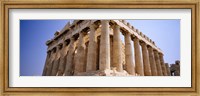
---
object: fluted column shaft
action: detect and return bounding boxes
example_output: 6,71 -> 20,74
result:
113,24 -> 123,72
74,32 -> 86,75
147,46 -> 157,76
86,24 -> 97,71
99,20 -> 110,70
46,49 -> 56,76
141,42 -> 151,76
125,32 -> 135,75
165,63 -> 171,76
154,50 -> 163,76
134,37 -> 144,76
57,43 -> 69,76
51,46 -> 61,76
159,53 -> 167,76
42,51 -> 51,76
64,38 -> 75,76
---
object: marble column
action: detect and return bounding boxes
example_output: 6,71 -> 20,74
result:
74,32 -> 86,75
141,42 -> 151,76
51,45 -> 62,76
112,24 -> 123,72
42,51 -> 51,76
57,42 -> 69,76
124,32 -> 135,75
45,48 -> 56,76
147,46 -> 157,76
133,37 -> 144,76
86,24 -> 97,71
99,20 -> 110,70
165,63 -> 171,76
154,50 -> 163,76
159,53 -> 167,76
64,37 -> 75,76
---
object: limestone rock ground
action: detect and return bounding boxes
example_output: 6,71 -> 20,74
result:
76,69 -> 131,76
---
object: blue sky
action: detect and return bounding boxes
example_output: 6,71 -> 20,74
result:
20,20 -> 180,76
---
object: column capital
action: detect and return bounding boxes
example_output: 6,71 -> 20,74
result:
90,23 -> 99,30
114,23 -> 120,28
147,45 -> 152,49
73,33 -> 80,40
101,20 -> 111,26
79,31 -> 87,36
55,46 -> 58,50
113,24 -> 121,34
64,39 -> 70,46
58,43 -> 63,46
101,20 -> 110,22
153,49 -> 158,53
110,22 -> 118,29
147,45 -> 154,52
140,41 -> 147,46
70,36 -> 75,42
124,31 -> 131,36
132,35 -> 139,41
158,52 -> 164,56
90,23 -> 95,28
50,47 -> 56,55
57,43 -> 63,50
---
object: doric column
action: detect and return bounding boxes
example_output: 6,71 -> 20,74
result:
112,24 -> 123,72
42,51 -> 51,76
99,20 -> 110,70
45,48 -> 56,76
74,32 -> 87,75
159,53 -> 167,76
64,37 -> 75,76
86,24 -> 97,71
124,32 -> 135,75
154,50 -> 163,76
165,63 -> 171,76
133,37 -> 144,76
51,45 -> 62,76
141,42 -> 151,76
147,46 -> 157,76
57,42 -> 69,76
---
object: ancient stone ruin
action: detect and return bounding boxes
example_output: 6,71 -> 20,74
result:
42,20 -> 176,76
170,60 -> 180,76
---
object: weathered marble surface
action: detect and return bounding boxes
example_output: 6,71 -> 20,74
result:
42,20 -> 175,76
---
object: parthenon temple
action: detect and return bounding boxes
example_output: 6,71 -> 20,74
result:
42,20 -> 173,76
